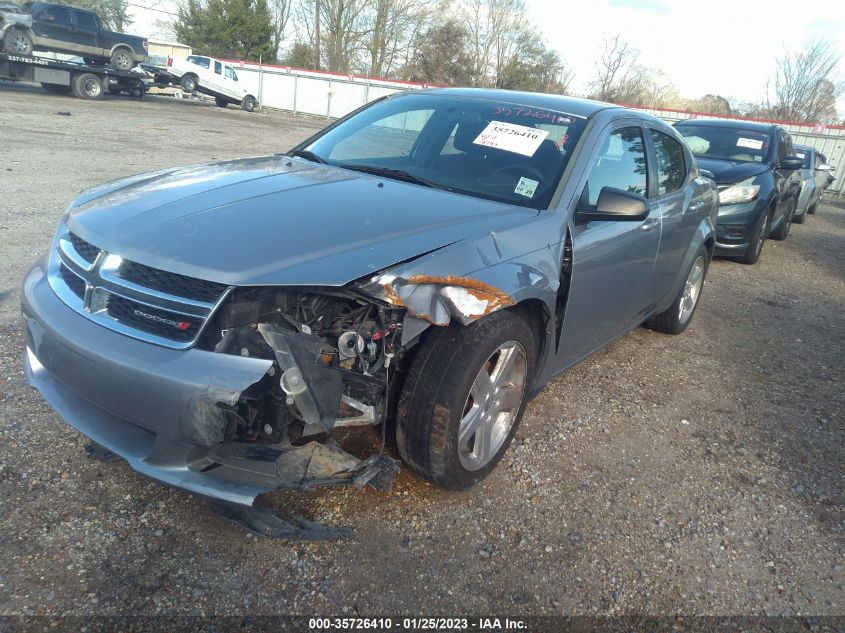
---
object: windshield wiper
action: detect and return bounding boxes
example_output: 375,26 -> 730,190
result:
286,149 -> 328,164
339,163 -> 450,191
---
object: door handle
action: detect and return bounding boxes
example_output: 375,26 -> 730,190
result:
641,218 -> 660,231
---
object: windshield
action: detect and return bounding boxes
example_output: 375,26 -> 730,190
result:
299,93 -> 586,209
677,124 -> 772,164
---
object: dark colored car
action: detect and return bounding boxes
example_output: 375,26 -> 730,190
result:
22,89 -> 717,531
675,119 -> 803,265
1,1 -> 147,70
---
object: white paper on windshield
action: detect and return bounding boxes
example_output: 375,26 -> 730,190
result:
514,177 -> 539,198
796,152 -> 806,159
474,121 -> 549,157
737,137 -> 764,150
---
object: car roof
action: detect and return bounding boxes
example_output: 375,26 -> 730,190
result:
674,117 -> 778,134
415,88 -> 620,119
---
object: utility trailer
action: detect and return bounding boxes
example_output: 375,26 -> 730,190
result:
0,52 -> 147,100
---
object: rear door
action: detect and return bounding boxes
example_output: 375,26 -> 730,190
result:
645,126 -> 697,303
69,9 -> 101,57
557,122 -> 661,367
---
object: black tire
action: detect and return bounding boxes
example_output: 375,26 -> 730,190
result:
179,74 -> 197,92
108,86 -> 122,95
396,309 -> 535,489
644,244 -> 709,335
41,82 -> 71,95
71,72 -> 104,100
807,200 -> 818,215
215,97 -> 229,108
3,28 -> 32,55
241,95 -> 257,112
109,47 -> 134,70
770,204 -> 793,241
793,206 -> 806,224
739,209 -> 770,265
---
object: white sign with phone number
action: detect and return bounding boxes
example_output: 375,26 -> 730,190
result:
473,121 -> 549,157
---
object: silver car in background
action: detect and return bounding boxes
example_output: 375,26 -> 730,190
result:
793,144 -> 835,223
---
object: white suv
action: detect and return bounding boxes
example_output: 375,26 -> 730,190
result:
166,54 -> 258,112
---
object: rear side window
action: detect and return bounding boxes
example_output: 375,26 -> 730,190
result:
650,130 -> 686,195
73,10 -> 97,30
187,55 -> 210,69
585,127 -> 648,205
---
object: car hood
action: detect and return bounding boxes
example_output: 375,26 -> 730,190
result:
66,156 -> 537,287
695,158 -> 770,185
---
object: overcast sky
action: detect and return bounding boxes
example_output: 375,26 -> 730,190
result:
128,0 -> 845,111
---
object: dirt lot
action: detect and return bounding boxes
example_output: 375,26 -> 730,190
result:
0,84 -> 843,618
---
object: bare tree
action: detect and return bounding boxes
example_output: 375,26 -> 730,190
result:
589,35 -> 647,104
768,39 -> 844,123
269,0 -> 293,60
362,0 -> 434,77
462,0 -> 526,87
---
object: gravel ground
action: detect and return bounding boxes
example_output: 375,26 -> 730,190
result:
0,84 -> 843,618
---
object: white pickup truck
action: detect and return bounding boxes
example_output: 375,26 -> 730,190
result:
165,54 -> 258,112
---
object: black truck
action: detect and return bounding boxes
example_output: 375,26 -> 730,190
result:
0,1 -> 147,70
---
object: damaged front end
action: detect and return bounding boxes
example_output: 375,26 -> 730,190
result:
190,286 -> 408,496
188,271 -> 517,498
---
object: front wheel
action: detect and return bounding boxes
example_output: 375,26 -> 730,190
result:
396,309 -> 535,489
645,245 -> 709,335
3,28 -> 32,55
739,210 -> 769,265
241,95 -> 257,112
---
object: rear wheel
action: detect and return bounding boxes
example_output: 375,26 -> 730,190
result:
807,200 -> 818,215
41,82 -> 71,95
3,28 -> 32,55
179,74 -> 197,92
396,309 -> 535,489
71,73 -> 104,100
241,95 -> 257,112
215,97 -> 229,108
645,245 -> 709,335
109,48 -> 134,70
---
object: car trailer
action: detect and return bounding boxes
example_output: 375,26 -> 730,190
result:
0,52 -> 147,100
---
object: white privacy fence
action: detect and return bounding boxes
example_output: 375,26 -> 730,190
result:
228,60 -> 845,197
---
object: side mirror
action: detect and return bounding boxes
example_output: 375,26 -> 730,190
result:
816,163 -> 833,172
577,187 -> 649,222
780,156 -> 804,171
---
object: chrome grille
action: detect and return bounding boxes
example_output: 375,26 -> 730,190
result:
48,228 -> 230,349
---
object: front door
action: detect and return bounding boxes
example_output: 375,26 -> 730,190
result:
31,4 -> 75,53
557,123 -> 661,367
69,10 -> 101,57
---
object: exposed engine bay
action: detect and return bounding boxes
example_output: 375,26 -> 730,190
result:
201,287 -> 406,446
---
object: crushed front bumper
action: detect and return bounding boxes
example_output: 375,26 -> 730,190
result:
22,257 -> 397,508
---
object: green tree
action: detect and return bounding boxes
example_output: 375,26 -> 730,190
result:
281,41 -> 317,69
405,19 -> 472,85
175,0 -> 274,62
63,0 -> 131,31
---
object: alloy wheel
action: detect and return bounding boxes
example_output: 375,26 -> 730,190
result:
458,341 -> 527,471
678,255 -> 705,324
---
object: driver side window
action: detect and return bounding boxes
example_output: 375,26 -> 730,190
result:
584,127 -> 648,206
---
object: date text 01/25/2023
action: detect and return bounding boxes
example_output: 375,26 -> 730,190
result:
308,617 -> 528,630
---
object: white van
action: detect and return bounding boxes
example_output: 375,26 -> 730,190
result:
166,54 -> 257,112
